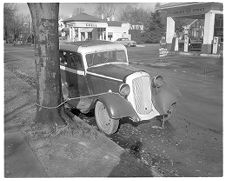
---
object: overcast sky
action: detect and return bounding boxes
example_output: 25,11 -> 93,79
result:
16,3 -> 156,19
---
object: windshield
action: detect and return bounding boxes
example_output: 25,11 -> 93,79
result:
86,50 -> 127,67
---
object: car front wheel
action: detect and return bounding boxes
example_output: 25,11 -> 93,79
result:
95,101 -> 119,135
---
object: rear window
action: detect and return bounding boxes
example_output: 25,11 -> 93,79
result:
86,50 -> 127,67
60,51 -> 83,70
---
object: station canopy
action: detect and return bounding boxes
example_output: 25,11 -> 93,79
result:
157,2 -> 223,19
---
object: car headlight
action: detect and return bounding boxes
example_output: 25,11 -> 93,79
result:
152,75 -> 165,88
119,83 -> 130,96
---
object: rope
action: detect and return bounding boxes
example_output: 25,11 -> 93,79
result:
35,91 -> 116,110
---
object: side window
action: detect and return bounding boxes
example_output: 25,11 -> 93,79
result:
116,50 -> 126,62
68,53 -> 83,70
59,51 -> 68,66
86,54 -> 93,67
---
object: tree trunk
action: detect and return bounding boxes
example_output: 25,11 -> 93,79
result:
28,3 -> 65,128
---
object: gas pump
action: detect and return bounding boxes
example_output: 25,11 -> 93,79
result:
212,36 -> 219,54
184,34 -> 189,52
183,19 -> 198,53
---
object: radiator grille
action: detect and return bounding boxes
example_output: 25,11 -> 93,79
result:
132,75 -> 152,115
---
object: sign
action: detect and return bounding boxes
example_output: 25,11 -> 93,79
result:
165,3 -> 220,17
85,23 -> 97,27
170,7 -> 206,17
159,48 -> 168,57
71,22 -> 108,28
73,23 -> 97,27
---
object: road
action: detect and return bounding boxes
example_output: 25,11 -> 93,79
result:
4,44 -> 223,176
126,46 -> 223,176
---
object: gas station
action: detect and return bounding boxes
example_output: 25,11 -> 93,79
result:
158,2 -> 223,55
63,13 -> 131,42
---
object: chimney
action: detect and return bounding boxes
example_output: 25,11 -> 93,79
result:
101,14 -> 104,19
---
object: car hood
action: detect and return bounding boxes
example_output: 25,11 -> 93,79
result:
87,63 -> 144,81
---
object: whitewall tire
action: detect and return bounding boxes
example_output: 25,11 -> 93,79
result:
95,101 -> 119,135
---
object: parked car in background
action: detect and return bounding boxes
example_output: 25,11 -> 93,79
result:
114,38 -> 137,47
59,40 -> 180,135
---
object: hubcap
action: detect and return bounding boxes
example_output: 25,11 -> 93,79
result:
95,101 -> 119,135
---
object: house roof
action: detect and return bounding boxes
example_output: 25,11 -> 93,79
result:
63,13 -> 128,27
63,13 -> 102,23
106,21 -> 122,27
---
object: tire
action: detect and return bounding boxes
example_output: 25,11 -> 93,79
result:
95,101 -> 119,135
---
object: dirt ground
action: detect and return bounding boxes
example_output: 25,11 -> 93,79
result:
5,67 -> 155,177
4,44 -> 223,177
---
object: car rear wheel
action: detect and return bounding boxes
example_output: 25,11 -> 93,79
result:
95,101 -> 119,135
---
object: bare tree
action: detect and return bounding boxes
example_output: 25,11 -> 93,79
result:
4,4 -> 33,43
154,3 -> 161,10
72,7 -> 84,16
12,13 -> 27,41
4,3 -> 17,42
28,3 -> 65,129
95,3 -> 116,20
119,5 -> 150,25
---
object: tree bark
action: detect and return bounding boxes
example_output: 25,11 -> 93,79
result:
28,3 -> 65,128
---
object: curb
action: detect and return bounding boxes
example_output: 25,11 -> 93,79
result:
136,45 -> 146,47
170,51 -> 221,58
200,53 -> 221,58
65,109 -> 163,177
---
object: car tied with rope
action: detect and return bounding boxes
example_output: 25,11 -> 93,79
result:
59,40 -> 180,135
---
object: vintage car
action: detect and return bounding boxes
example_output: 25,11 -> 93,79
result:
59,40 -> 180,135
114,38 -> 137,47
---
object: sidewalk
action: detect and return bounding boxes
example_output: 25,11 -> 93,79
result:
4,69 -> 154,177
5,131 -> 47,177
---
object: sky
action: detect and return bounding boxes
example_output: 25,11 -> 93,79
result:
15,2 -> 156,20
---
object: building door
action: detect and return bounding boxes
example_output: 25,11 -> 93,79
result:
81,32 -> 85,41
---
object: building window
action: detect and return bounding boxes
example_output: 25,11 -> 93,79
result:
214,14 -> 223,42
108,32 -> 113,40
88,32 -> 92,40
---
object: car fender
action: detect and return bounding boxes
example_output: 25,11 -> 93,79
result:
96,92 -> 140,122
152,83 -> 181,114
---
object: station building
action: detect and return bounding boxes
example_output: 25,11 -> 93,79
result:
62,13 -> 131,42
158,2 -> 223,54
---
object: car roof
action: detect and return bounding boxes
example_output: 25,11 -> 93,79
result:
59,40 -> 127,54
59,40 -> 115,52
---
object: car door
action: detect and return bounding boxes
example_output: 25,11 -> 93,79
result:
60,51 -> 90,107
